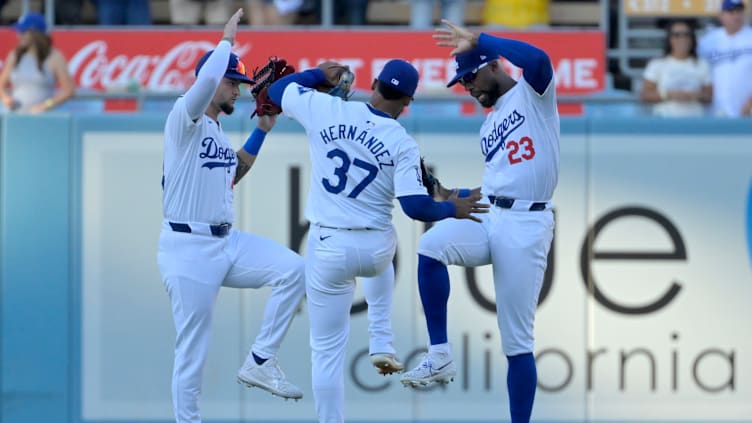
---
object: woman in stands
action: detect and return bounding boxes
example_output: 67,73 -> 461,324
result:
641,19 -> 712,117
0,13 -> 74,113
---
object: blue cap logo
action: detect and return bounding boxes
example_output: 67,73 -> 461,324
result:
13,12 -> 47,33
377,59 -> 419,97
447,46 -> 498,87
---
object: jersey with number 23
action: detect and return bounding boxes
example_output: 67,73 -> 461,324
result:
481,76 -> 560,201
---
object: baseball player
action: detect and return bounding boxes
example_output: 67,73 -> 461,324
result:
400,20 -> 559,423
265,59 -> 488,423
157,9 -> 305,423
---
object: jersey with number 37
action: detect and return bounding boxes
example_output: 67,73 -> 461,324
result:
481,77 -> 560,201
281,82 -> 428,230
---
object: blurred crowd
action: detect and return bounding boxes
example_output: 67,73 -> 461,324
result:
0,0 -> 751,117
0,0 -> 556,27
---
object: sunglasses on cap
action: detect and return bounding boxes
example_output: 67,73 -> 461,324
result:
231,59 -> 247,76
461,61 -> 491,84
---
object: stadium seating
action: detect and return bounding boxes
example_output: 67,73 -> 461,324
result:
1,0 -> 600,27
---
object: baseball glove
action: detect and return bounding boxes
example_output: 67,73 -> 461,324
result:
420,158 -> 440,197
250,57 -> 296,118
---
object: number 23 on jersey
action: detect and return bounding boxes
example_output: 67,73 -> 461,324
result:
507,136 -> 536,165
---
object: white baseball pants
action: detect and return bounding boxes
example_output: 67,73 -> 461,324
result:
305,224 -> 397,423
418,206 -> 554,356
361,263 -> 396,356
157,223 -> 305,423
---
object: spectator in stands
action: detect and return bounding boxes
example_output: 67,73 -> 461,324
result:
247,0 -> 302,25
698,0 -> 752,117
170,0 -> 232,25
335,0 -> 368,25
0,13 -> 75,113
97,0 -> 151,25
641,19 -> 712,117
55,0 -> 88,25
411,0 -> 465,29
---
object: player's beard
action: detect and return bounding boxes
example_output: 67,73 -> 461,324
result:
477,80 -> 502,108
220,102 -> 234,115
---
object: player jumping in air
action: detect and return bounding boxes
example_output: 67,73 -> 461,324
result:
266,59 -> 489,423
158,9 -> 304,423
401,20 -> 560,423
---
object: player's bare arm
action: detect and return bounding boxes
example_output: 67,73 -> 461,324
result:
235,114 -> 277,185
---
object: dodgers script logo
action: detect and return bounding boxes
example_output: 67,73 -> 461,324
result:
199,137 -> 236,173
482,109 -> 525,162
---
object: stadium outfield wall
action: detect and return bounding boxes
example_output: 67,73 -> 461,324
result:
1,113 -> 751,423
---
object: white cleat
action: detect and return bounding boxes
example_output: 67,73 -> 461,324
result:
370,353 -> 405,375
237,356 -> 303,400
400,351 -> 457,388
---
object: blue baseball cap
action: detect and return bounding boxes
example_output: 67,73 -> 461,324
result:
446,46 -> 498,87
722,0 -> 745,10
195,50 -> 255,84
13,12 -> 47,33
377,59 -> 419,98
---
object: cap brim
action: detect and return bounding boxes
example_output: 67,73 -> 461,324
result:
446,69 -> 473,88
226,71 -> 255,84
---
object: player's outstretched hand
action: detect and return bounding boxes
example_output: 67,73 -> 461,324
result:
447,189 -> 489,223
317,61 -> 350,88
222,8 -> 244,45
256,114 -> 277,132
433,19 -> 479,56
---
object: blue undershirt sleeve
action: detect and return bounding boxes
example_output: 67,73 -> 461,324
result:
398,195 -> 456,222
477,33 -> 553,95
268,69 -> 328,106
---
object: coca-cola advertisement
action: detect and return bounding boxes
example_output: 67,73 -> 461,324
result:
0,29 -> 605,95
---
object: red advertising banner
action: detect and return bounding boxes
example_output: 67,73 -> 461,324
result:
0,29 -> 605,96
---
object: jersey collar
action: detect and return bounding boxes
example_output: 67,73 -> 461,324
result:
366,103 -> 393,119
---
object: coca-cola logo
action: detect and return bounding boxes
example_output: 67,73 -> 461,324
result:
67,40 -> 251,92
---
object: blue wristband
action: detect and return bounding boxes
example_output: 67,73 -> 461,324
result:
243,128 -> 267,155
458,188 -> 471,198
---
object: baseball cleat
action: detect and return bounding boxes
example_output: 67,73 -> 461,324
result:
400,351 -> 457,387
370,353 -> 405,375
237,356 -> 303,400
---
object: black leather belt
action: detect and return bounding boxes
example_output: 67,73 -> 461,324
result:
318,225 -> 373,231
488,196 -> 547,211
169,222 -> 232,237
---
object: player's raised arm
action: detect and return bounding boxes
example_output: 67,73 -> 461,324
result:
183,8 -> 243,120
434,19 -> 553,95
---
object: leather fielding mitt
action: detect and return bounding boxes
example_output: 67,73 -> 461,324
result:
420,158 -> 440,198
250,57 -> 295,118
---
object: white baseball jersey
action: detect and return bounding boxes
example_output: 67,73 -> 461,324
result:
698,26 -> 752,117
480,76 -> 560,201
281,82 -> 428,230
643,55 -> 712,117
162,96 -> 237,224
